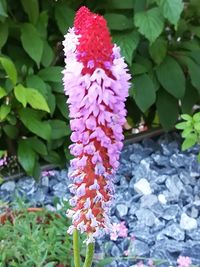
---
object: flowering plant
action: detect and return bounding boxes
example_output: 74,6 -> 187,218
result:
62,6 -> 131,267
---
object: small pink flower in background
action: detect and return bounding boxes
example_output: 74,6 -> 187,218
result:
136,261 -> 144,267
147,259 -> 154,266
0,156 -> 7,167
110,221 -> 128,240
42,170 -> 55,177
123,250 -> 129,256
177,256 -> 192,267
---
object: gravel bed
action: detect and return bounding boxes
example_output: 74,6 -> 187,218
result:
1,133 -> 200,266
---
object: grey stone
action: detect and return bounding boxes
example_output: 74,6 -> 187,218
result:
135,208 -> 156,227
129,204 -> 138,216
157,224 -> 185,241
165,175 -> 184,196
41,176 -> 49,187
181,243 -> 200,265
53,182 -> 68,193
180,213 -> 198,230
110,244 -> 121,257
119,238 -> 129,251
130,227 -> 154,245
162,205 -> 180,221
17,177 -> 35,194
129,240 -> 150,257
30,189 -> 45,205
152,154 -> 169,167
118,263 -> 129,267
170,153 -> 189,168
119,176 -> 129,188
152,174 -> 168,184
105,261 -> 118,267
179,170 -> 196,186
140,194 -> 158,208
134,179 -> 152,195
115,204 -> 128,219
150,202 -> 164,217
1,181 -> 15,192
186,228 -> 200,241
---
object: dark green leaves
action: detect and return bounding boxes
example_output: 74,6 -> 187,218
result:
20,0 -> 39,24
157,89 -> 179,130
21,23 -> 43,66
134,8 -> 164,43
149,37 -> 167,64
156,0 -> 184,27
0,22 -> 8,49
38,67 -> 63,83
134,74 -> 156,112
105,14 -> 133,30
50,120 -> 70,139
19,108 -> 51,140
156,56 -> 185,98
113,31 -> 139,65
18,139 -> 36,175
55,4 -> 75,34
0,56 -> 17,85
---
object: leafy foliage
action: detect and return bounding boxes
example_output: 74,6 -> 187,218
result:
176,112 -> 200,160
0,200 -> 85,267
0,0 -> 200,179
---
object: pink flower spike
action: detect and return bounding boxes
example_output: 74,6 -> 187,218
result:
63,6 -> 131,244
177,256 -> 192,267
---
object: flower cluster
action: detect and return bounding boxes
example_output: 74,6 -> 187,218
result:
177,256 -> 192,267
110,221 -> 128,241
63,6 -> 131,243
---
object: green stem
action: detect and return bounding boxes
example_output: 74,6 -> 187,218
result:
73,229 -> 81,267
83,242 -> 95,267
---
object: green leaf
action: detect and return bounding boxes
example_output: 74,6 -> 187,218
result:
46,87 -> 56,116
156,56 -> 185,98
18,139 -> 36,175
0,56 -> 17,85
26,88 -> 50,112
181,56 -> 200,93
3,125 -> 19,139
182,127 -> 193,138
56,94 -> 68,119
55,5 -> 75,34
181,83 -> 198,114
113,31 -> 139,65
42,151 -> 61,165
28,137 -> 47,155
21,23 -> 44,66
149,37 -> 167,64
0,150 -> 5,158
181,114 -> 192,121
131,63 -> 148,75
26,74 -> 47,97
182,137 -> 197,151
105,13 -> 133,30
105,0 -> 134,9
19,108 -> 51,140
156,0 -> 184,27
134,74 -> 156,112
156,89 -> 179,130
20,0 -> 39,24
50,120 -> 70,139
41,41 -> 54,67
134,0 -> 146,12
14,84 -> 27,108
193,112 -> 200,122
0,0 -> 7,19
0,86 -> 7,98
0,104 -> 10,121
0,22 -> 8,49
175,121 -> 190,130
194,122 -> 200,131
38,67 -> 63,83
134,7 -> 164,43
198,152 -> 200,162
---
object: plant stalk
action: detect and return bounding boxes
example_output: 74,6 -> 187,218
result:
83,242 -> 95,267
73,229 -> 81,267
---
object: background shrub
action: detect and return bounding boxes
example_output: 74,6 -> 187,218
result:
0,0 -> 200,178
